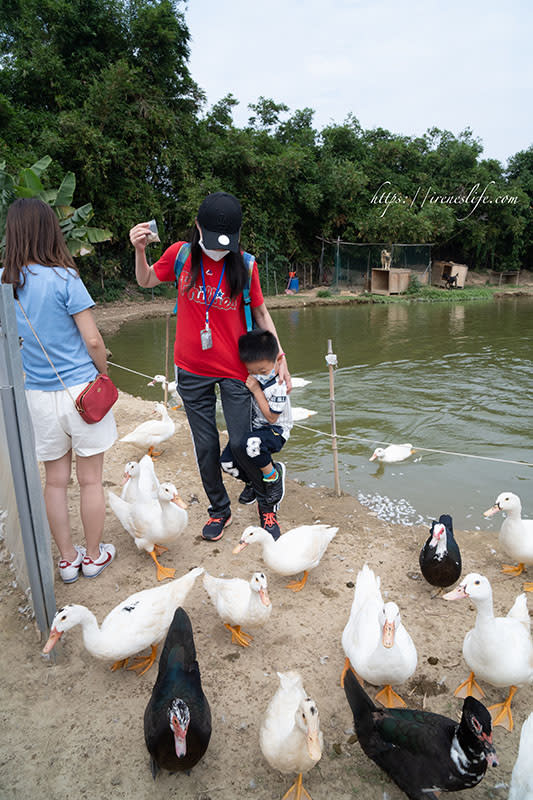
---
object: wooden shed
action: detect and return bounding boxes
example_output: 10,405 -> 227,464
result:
371,268 -> 411,295
432,260 -> 469,288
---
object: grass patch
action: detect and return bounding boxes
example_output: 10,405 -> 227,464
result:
361,285 -> 497,303
316,288 -> 333,298
415,285 -> 494,301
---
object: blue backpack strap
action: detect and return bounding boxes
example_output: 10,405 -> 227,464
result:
174,242 -> 191,284
172,244 -> 255,327
172,242 -> 191,315
242,251 -> 255,331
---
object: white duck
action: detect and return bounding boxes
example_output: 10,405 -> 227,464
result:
509,712 -> 533,800
120,402 -> 176,457
483,492 -> 533,588
148,374 -> 182,408
203,571 -> 272,647
233,524 -> 337,592
369,443 -> 414,463
291,377 -> 311,389
291,407 -> 317,421
341,563 -> 417,708
42,567 -> 204,675
260,671 -> 323,800
108,481 -> 188,581
443,572 -> 533,731
120,455 -> 160,503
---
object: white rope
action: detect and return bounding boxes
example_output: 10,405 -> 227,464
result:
106,359 -> 533,469
107,361 -> 160,381
293,422 -> 533,468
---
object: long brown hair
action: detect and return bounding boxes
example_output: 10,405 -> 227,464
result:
1,198 -> 77,295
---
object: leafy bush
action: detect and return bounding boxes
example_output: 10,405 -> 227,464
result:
406,275 -> 421,294
85,276 -> 127,303
0,156 -> 111,256
316,289 -> 332,298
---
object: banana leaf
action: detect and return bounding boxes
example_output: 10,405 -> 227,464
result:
29,156 -> 52,177
54,172 -> 76,208
18,169 -> 43,193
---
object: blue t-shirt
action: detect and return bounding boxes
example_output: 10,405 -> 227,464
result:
2,264 -> 98,390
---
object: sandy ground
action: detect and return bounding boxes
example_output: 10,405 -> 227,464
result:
1,291 -> 532,800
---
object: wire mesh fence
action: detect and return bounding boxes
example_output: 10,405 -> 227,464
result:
318,239 -> 432,289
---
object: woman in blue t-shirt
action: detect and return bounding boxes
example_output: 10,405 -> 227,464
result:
1,198 -> 117,583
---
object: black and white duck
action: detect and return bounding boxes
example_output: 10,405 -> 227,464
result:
419,514 -> 461,591
343,669 -> 498,800
144,607 -> 211,778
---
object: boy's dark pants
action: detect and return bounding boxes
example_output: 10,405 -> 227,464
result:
220,427 -> 285,481
176,368 -> 270,516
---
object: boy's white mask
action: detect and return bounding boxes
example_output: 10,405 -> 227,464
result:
255,369 -> 277,383
199,239 -> 229,261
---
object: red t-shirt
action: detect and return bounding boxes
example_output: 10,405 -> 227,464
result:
153,242 -> 264,381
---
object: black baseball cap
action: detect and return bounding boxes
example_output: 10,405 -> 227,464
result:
197,191 -> 242,252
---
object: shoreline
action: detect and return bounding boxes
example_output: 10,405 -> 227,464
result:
93,276 -> 533,338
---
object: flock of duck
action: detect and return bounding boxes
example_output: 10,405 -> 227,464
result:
41,400 -> 533,800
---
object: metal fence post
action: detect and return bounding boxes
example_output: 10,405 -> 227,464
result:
0,285 -> 56,636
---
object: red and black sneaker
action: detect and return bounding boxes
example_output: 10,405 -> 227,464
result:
258,506 -> 281,540
202,512 -> 232,541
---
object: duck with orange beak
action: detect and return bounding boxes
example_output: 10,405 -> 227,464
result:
202,570 -> 272,647
260,671 -> 323,800
443,572 -> 533,731
341,563 -> 417,708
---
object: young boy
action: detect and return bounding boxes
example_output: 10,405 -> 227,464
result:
220,329 -> 292,519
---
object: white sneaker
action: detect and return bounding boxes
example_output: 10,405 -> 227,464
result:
82,543 -> 116,578
58,546 -> 86,583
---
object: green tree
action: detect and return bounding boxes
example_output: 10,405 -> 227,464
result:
507,146 -> 533,268
0,0 -> 202,273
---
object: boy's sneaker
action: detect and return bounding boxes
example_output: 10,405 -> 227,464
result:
238,483 -> 256,505
202,512 -> 232,541
58,545 -> 86,583
263,462 -> 286,510
82,543 -> 116,578
258,506 -> 281,541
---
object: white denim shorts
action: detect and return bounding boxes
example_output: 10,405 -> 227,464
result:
25,382 -> 118,461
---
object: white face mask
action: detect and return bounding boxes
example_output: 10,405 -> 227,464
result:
199,239 -> 230,261
256,368 -> 277,383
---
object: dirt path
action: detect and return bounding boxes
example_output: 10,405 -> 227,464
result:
0,387 -> 530,799
3,282 -> 533,798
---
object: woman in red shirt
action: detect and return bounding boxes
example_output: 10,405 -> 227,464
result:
129,192 -> 291,542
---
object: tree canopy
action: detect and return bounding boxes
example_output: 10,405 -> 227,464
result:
1,0 -> 531,293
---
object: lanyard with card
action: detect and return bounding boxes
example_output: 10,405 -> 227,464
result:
200,257 -> 225,350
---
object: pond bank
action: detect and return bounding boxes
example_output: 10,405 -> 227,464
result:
94,272 -> 533,337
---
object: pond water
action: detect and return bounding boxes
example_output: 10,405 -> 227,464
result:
107,297 -> 533,531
